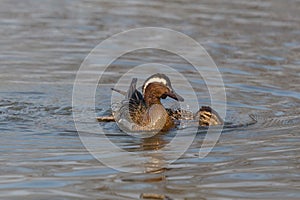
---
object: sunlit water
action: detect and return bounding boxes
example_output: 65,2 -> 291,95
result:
0,0 -> 300,199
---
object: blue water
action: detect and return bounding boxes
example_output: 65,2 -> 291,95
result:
0,0 -> 300,199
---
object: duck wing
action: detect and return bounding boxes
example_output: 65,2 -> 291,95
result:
111,78 -> 144,103
112,78 -> 147,126
126,78 -> 146,123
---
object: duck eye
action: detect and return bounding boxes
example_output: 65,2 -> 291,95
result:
161,94 -> 168,99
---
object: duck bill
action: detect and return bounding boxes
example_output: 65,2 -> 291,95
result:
167,91 -> 184,102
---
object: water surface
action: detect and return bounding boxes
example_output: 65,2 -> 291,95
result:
0,0 -> 300,199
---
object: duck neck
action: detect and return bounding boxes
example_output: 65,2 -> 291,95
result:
144,92 -> 162,107
143,84 -> 163,107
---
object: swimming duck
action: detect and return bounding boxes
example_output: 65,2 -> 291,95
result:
99,73 -> 223,132
113,73 -> 184,132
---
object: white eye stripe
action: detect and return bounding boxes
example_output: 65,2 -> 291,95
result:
143,77 -> 167,93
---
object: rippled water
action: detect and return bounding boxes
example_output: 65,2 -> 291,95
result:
1,0 -> 300,199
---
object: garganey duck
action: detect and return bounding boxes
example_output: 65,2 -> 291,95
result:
98,73 -> 223,132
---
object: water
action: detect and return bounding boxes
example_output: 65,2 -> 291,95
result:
1,0 -> 300,199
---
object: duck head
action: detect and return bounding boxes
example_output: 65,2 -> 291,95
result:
142,73 -> 184,106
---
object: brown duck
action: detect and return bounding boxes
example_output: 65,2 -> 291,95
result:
99,73 -> 223,132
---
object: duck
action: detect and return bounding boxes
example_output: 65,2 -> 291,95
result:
99,73 -> 223,132
113,73 -> 184,132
